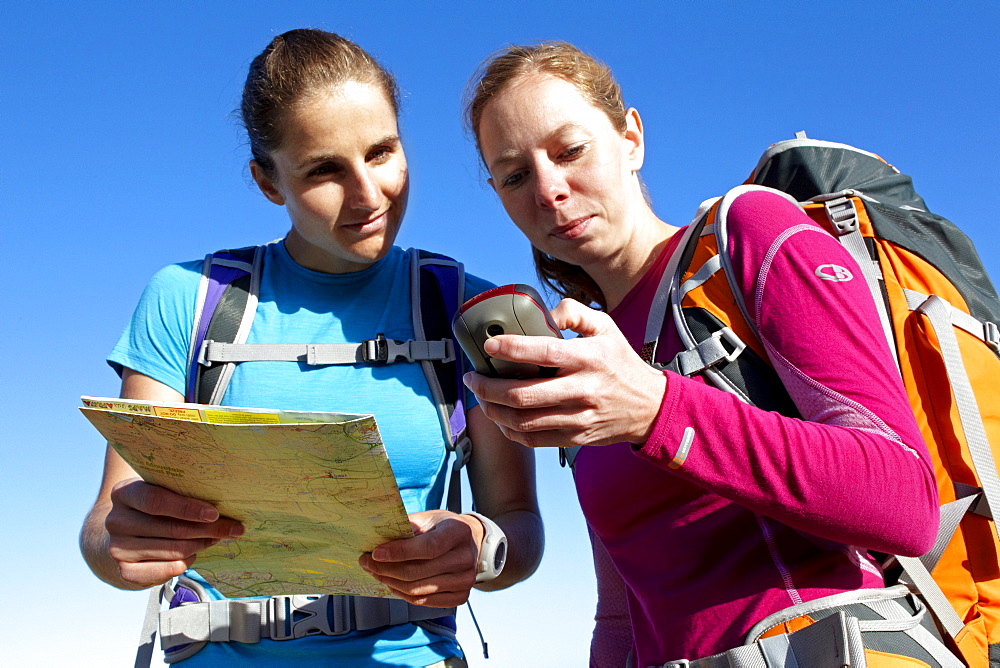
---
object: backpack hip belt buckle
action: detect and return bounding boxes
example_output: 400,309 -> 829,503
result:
268,594 -> 352,640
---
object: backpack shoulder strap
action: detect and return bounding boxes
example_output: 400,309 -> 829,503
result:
139,244 -> 264,667
408,248 -> 471,513
650,186 -> 801,417
185,245 -> 264,405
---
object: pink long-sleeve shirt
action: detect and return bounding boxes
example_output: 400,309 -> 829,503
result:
574,190 -> 938,666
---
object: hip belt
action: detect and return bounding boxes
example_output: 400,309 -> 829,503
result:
651,586 -> 963,668
157,576 -> 456,663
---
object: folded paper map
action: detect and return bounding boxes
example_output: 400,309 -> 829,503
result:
79,397 -> 414,598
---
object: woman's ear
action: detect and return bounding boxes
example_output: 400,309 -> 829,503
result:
250,161 -> 286,206
624,108 -> 645,172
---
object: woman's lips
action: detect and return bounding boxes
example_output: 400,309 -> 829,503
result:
553,215 -> 593,241
345,210 -> 388,234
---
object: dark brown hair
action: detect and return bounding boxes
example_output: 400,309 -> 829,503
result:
466,42 -> 628,309
240,29 -> 400,179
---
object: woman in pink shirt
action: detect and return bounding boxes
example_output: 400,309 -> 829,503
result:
462,42 -> 962,667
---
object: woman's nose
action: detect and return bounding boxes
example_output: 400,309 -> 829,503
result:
534,166 -> 569,209
349,167 -> 382,211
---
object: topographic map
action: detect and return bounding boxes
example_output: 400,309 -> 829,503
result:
80,397 -> 413,598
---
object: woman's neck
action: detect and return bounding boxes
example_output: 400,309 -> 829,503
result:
589,208 -> 679,311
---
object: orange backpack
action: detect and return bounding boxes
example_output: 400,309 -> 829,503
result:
655,136 -> 1000,666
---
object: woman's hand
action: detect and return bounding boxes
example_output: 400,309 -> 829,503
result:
463,298 -> 667,449
104,477 -> 244,588
80,370 -> 247,590
359,510 -> 485,607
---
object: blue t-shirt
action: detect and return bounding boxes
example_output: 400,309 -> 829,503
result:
109,242 -> 493,666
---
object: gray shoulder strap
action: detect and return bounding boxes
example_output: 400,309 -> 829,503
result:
409,248 -> 472,513
818,194 -> 899,369
911,293 -> 1000,537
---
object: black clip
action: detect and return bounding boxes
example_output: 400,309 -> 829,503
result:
363,334 -> 390,364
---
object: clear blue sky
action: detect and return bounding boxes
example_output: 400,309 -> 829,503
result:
3,2 -> 998,665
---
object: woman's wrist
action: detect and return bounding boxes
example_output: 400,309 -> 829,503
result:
463,512 -> 508,584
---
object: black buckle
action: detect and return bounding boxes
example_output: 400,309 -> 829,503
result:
363,334 -> 390,364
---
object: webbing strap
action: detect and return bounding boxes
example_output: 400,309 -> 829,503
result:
825,197 -> 899,370
200,338 -> 454,366
904,288 -> 994,344
915,294 -> 1000,540
159,594 -> 455,650
657,610 -> 863,667
747,585 -> 913,641
895,554 -> 966,638
661,327 -> 747,377
662,586 -> 965,668
678,253 -> 723,302
922,493 -> 979,571
135,586 -> 164,668
641,223 -> 702,361
864,598 -> 963,667
887,490 -> 978,592
444,435 -> 472,515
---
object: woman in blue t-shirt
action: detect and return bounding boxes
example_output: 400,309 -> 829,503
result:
80,29 -> 542,667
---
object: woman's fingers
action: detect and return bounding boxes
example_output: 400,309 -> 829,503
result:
108,479 -> 244,538
365,571 -> 476,607
549,297 -> 617,336
104,479 -> 244,587
108,530 -> 221,561
465,297 -> 668,447
117,559 -> 196,589
359,511 -> 482,606
112,478 -> 218,523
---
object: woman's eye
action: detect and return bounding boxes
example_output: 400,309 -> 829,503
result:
309,163 -> 341,177
501,171 -> 526,189
561,143 -> 588,160
368,146 -> 393,163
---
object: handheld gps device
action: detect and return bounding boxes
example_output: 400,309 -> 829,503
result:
451,284 -> 563,379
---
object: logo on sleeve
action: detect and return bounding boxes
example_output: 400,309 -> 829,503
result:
815,264 -> 854,282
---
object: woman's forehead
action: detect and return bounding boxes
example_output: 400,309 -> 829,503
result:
480,75 -> 613,146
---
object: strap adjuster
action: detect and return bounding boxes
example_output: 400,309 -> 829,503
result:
713,327 -> 747,365
197,339 -> 214,367
268,594 -> 352,640
985,321 -> 1000,355
363,334 -> 392,364
362,334 -> 456,364
825,196 -> 859,235
451,434 -> 473,470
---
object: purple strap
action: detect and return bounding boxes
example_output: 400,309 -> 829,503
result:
185,257 -> 250,402
423,261 -> 467,442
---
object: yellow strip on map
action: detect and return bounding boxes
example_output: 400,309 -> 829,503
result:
154,406 -> 204,421
203,410 -> 281,425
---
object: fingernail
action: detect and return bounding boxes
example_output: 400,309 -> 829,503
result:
483,338 -> 499,353
372,548 -> 387,561
200,507 -> 219,522
229,524 -> 245,537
